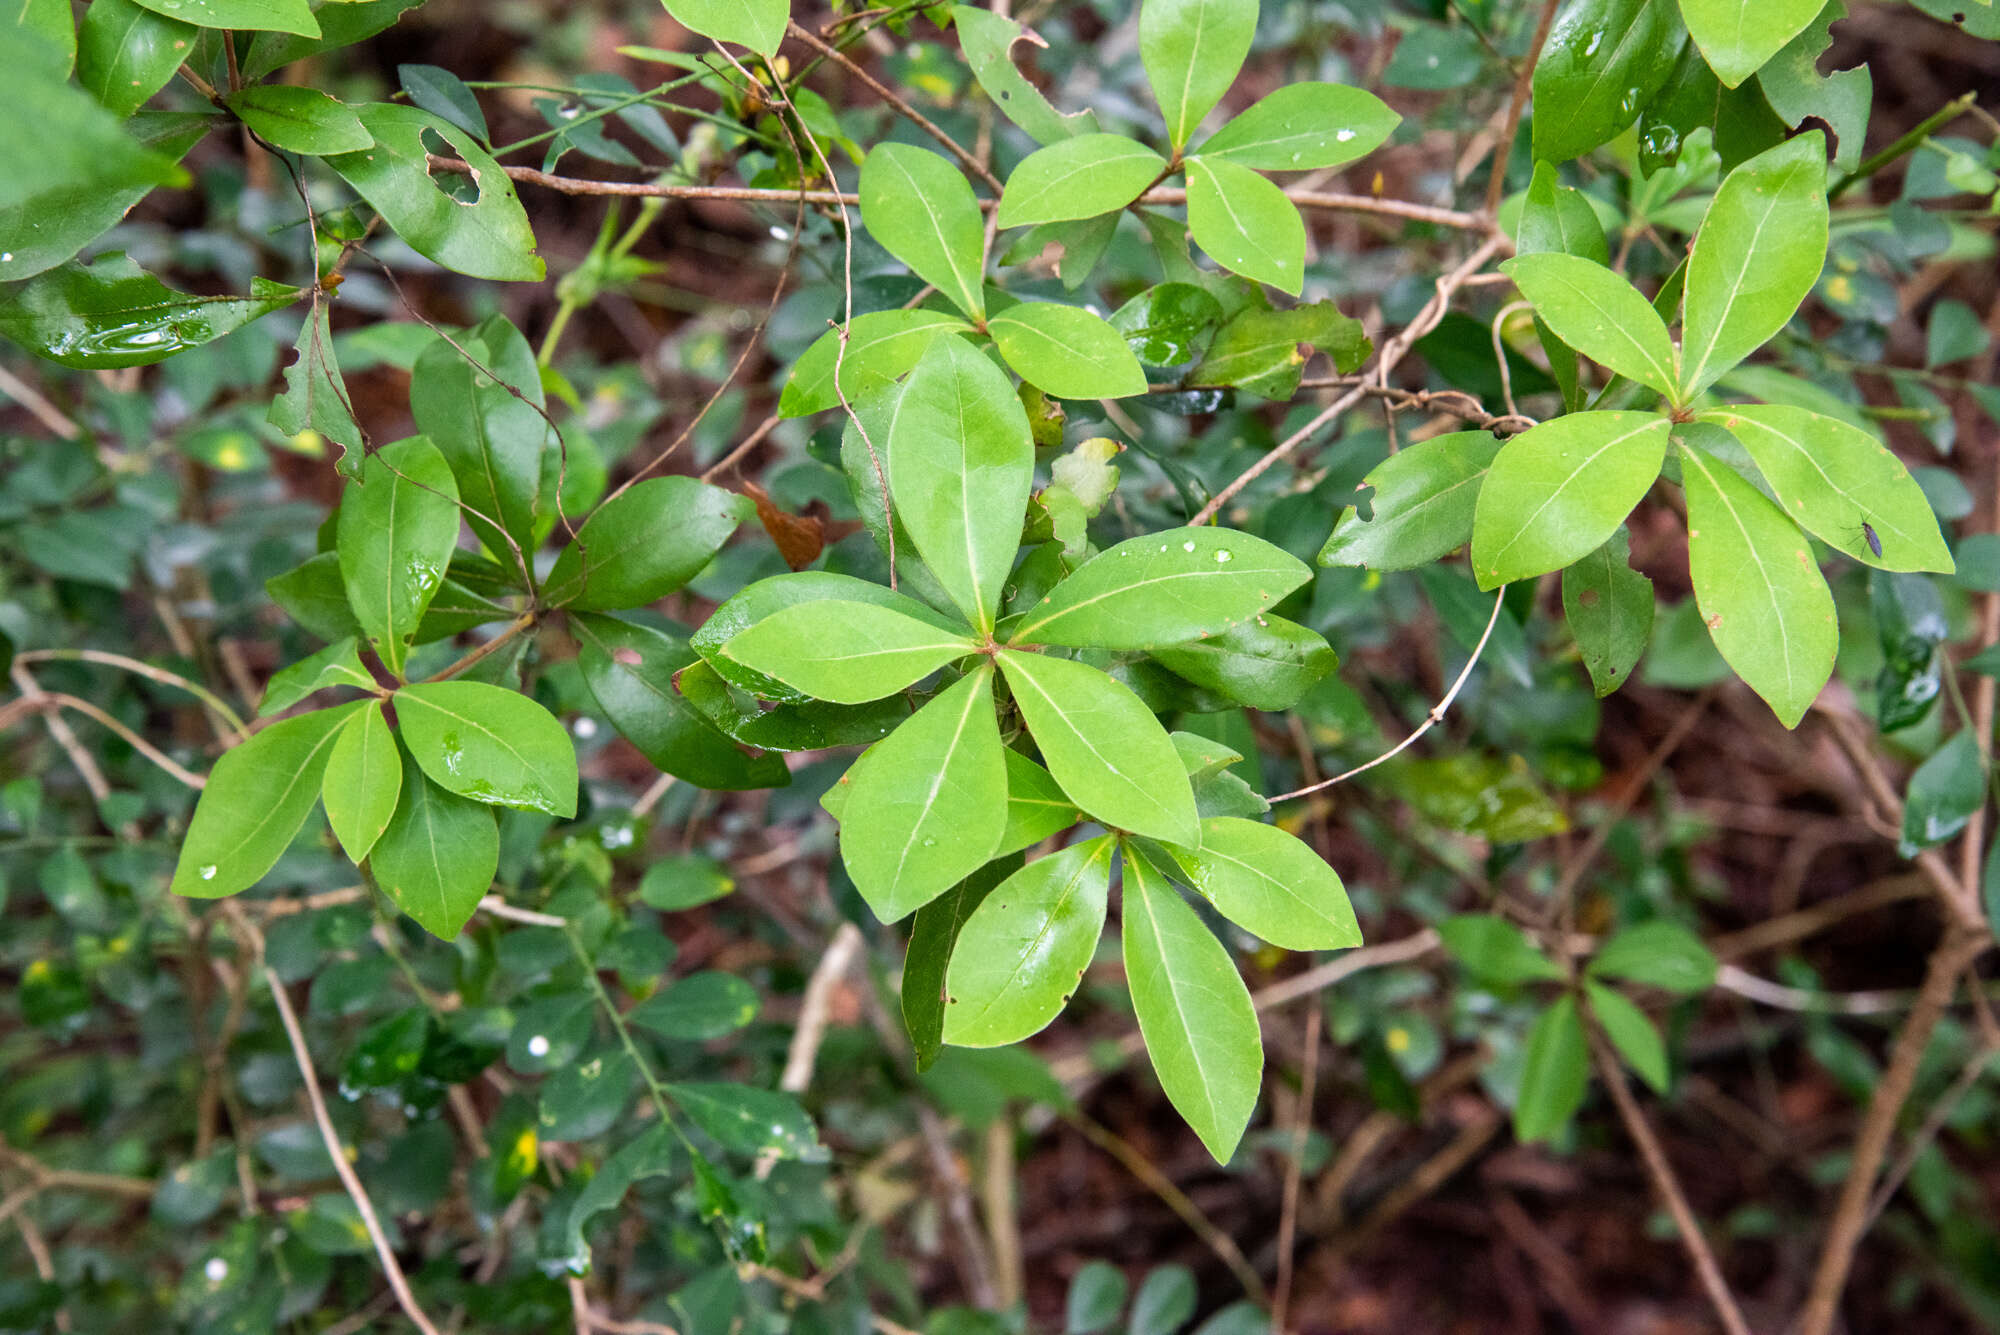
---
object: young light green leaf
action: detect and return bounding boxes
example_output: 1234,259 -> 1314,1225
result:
259,638 -> 374,716
1139,0 -> 1256,151
322,700 -> 401,863
1699,404 -> 1954,573
0,253 -> 298,369
1470,412 -> 1670,589
411,317 -> 548,563
170,704 -> 355,899
1562,527 -> 1654,697
1681,443 -> 1836,728
836,665 -> 1008,922
859,143 -> 987,321
1680,0 -> 1822,87
129,0 -> 316,33
1165,817 -> 1359,950
1588,920 -> 1717,994
952,5 -> 1101,144
989,301 -> 1148,400
778,309 -> 972,418
336,436 -> 459,678
1151,614 -> 1338,712
1514,994 -> 1589,1143
1585,981 -> 1670,1093
995,134 -> 1166,229
1502,253 -> 1679,399
1436,914 -> 1564,986
996,750 -> 1082,857
1121,843 -> 1262,1163
370,757 -> 498,940
1185,156 -> 1305,296
1531,0 -> 1686,163
999,650 -> 1199,846
76,0 -> 197,119
884,336 -> 1035,632
943,836 -> 1115,1047
395,680 -> 578,818
1679,131 -> 1828,395
719,600 -> 978,704
1195,81 -> 1398,170
659,0 -> 786,56
225,85 -> 373,154
1010,527 -> 1308,651
543,476 -> 753,610
1320,431 -> 1503,572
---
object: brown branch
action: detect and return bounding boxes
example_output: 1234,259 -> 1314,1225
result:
1270,1003 -> 1321,1333
1483,0 -> 1563,218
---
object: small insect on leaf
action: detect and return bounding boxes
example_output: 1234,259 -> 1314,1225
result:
1862,521 -> 1883,560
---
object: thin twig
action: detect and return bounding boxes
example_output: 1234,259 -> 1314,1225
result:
1271,1003 -> 1321,1332
0,361 -> 80,439
1482,0 -> 1563,218
20,691 -> 207,789
17,648 -> 249,743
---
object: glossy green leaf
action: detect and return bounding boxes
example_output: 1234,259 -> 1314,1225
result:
669,1083 -> 825,1161
1699,404 -> 1954,573
411,317 -> 548,563
335,435 -> 460,678
694,570 -> 967,704
836,665 -> 1007,922
1532,0 -> 1685,163
1150,615 -> 1337,711
1185,156 -> 1305,296
0,105 -> 206,281
370,757 -> 498,939
1011,527 -> 1308,651
720,600 -> 977,704
395,680 -> 578,818
544,476 -> 752,610
1111,281 -> 1225,371
989,301 -> 1148,400
1514,995 -> 1589,1143
944,836 -> 1114,1046
1900,730 -> 1986,856
1679,0 -> 1821,87
904,856 -> 1018,1071
778,309 -> 972,418
859,143 -> 986,321
326,104 -> 544,283
259,638 -> 374,716
999,650 -> 1198,846
1196,81 -> 1398,170
629,973 -> 759,1040
1189,301 -> 1371,398
1586,981 -> 1670,1092
0,253 -> 297,369
1756,1 -> 1869,171
1679,131 -> 1827,395
322,700 -> 400,863
996,134 -> 1165,228
1587,920 -> 1717,994
1319,431 -> 1503,572
1437,914 -> 1564,986
1165,817 -> 1358,950
1517,160 -> 1610,265
1562,527 -> 1654,697
226,84 -> 372,154
1139,0 -> 1255,151
240,0 -> 422,80
170,704 -> 354,899
996,750 -> 1082,856
884,336 -> 1035,631
1121,843 -> 1261,1163
77,0 -> 196,118
952,4 -> 1100,144
129,0 -> 318,34
659,0 -> 785,55
1681,442 -> 1836,728
270,300 -> 363,469
677,657 -> 904,757
1470,412 -> 1670,590
1503,254 -> 1679,399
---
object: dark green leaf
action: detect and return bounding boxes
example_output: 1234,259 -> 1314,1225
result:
335,435 -> 461,678
411,317 -> 549,564
1531,0 -> 1685,163
630,972 -> 761,1040
670,1083 -> 826,1161
545,476 -> 751,610
77,0 -> 196,119
1514,995 -> 1589,1142
0,253 -> 296,369
1900,731 -> 1987,857
904,855 -> 1018,1070
1562,527 -> 1653,696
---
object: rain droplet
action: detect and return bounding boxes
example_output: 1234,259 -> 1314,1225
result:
1336,129 -> 1356,143
527,1034 -> 550,1058
571,716 -> 598,740
1214,550 -> 1233,563
1182,540 -> 1196,552
0,253 -> 12,262
204,1257 -> 228,1283
199,864 -> 217,880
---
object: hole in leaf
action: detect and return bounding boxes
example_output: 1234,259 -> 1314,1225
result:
421,128 -> 482,204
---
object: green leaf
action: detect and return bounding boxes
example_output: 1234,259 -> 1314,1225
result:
225,84 -> 372,154
859,143 -> 987,321
1755,1 -> 1870,172
1065,1259 -> 1128,1334
335,435 -> 460,678
1121,843 -> 1261,1164
259,638 -> 374,716
1680,442 -> 1836,728
996,134 -> 1166,228
989,301 -> 1148,400
904,856 -> 1018,1071
1679,0 -> 1822,87
778,309 -> 972,418
398,63 -> 489,143
1514,995 -> 1589,1143
1587,920 -> 1717,994
999,650 -> 1198,846
545,476 -> 750,610
693,570 -> 967,703
1139,0 -> 1256,151
1586,981 -> 1670,1092
1900,731 -> 1987,856
678,657 -> 904,757
1678,131 -> 1827,395
1502,253 -> 1679,399
326,104 -> 545,283
1195,81 -> 1398,170
944,836 -> 1115,1046
1699,404 -> 1954,573
659,0 -> 786,56
0,104 -> 206,281
395,680 -> 579,818
638,853 -> 734,911
1517,161 -> 1610,265
129,0 -> 318,34
1185,156 -> 1305,296
1319,431 -> 1503,572
884,336 -> 1035,632
1562,527 -> 1654,697
322,700 -> 400,863
669,1083 -> 825,1161
1010,527 -> 1308,651
1188,301 -> 1371,399
370,757 -> 497,939
411,317 -> 548,563
1164,817 -> 1358,950
629,973 -> 760,1040
241,0 -> 422,80
719,600 -> 978,704
170,704 -> 355,898
1470,412 -> 1671,590
1111,281 -> 1225,371
270,300 -> 363,469
836,665 -> 1008,922
0,253 -> 297,369
996,750 -> 1082,856
952,5 -> 1101,145
1436,914 -> 1564,986
1151,615 -> 1337,712
559,1126 -> 675,1274
76,0 -> 196,119
1531,0 -> 1686,163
